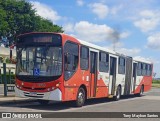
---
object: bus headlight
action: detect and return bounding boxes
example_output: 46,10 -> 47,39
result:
52,87 -> 54,90
16,84 -> 19,88
47,88 -> 50,91
55,82 -> 61,88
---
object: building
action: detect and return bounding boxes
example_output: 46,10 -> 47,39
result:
0,46 -> 16,74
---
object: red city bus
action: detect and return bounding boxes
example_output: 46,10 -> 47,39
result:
11,32 -> 153,107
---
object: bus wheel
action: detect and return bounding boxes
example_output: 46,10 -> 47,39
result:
113,86 -> 121,101
76,87 -> 85,107
37,100 -> 49,105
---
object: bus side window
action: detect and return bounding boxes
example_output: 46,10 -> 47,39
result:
80,46 -> 89,70
147,64 -> 152,76
137,62 -> 142,76
99,52 -> 109,72
142,63 -> 146,76
118,57 -> 125,74
64,41 -> 79,80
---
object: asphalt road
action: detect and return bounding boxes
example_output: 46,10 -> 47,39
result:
0,88 -> 160,121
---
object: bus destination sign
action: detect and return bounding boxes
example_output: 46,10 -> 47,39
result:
33,36 -> 52,43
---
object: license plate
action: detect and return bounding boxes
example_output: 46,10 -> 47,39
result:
30,92 -> 37,96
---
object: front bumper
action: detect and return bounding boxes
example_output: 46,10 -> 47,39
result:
15,86 -> 62,101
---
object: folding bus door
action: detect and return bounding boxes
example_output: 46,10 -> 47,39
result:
133,63 -> 137,92
109,57 -> 117,95
90,51 -> 98,97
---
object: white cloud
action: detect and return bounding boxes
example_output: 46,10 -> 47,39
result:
139,10 -> 155,17
147,32 -> 160,50
77,0 -> 84,6
117,48 -> 141,56
89,3 -> 109,19
134,10 -> 160,32
104,44 -> 141,56
30,1 -> 61,23
74,21 -> 113,42
110,4 -> 123,15
64,21 -> 130,42
104,42 -> 123,51
119,31 -> 130,39
113,42 -> 124,48
63,23 -> 74,33
134,18 -> 159,32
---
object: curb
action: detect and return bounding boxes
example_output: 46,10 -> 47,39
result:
0,97 -> 37,105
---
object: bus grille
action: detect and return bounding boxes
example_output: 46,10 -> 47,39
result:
23,92 -> 44,98
23,86 -> 46,91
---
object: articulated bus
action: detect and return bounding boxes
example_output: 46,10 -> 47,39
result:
11,32 -> 153,107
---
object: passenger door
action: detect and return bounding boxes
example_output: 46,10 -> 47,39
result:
90,51 -> 98,97
133,63 -> 137,92
109,57 -> 117,95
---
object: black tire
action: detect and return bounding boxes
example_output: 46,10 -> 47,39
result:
136,86 -> 144,97
113,86 -> 121,101
37,100 -> 49,105
76,87 -> 86,107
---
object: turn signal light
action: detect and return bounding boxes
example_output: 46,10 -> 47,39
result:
56,82 -> 61,87
56,83 -> 60,87
47,88 -> 50,91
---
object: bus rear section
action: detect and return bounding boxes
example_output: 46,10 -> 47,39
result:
132,60 -> 153,96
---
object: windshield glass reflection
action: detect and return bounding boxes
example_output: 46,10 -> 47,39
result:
16,46 -> 62,77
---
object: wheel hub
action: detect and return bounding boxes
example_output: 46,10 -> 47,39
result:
78,92 -> 84,103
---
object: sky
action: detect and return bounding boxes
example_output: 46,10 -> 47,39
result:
28,0 -> 160,77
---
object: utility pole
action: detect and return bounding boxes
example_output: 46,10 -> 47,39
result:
3,63 -> 7,96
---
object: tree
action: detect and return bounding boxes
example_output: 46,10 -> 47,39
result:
0,0 -> 63,47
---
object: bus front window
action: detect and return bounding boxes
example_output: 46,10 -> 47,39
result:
16,46 -> 62,77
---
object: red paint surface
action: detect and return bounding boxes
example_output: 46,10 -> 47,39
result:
134,76 -> 152,94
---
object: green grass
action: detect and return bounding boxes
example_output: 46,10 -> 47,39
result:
152,83 -> 160,88
152,80 -> 160,84
152,80 -> 160,88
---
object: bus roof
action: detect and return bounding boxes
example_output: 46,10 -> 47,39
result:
78,39 -> 116,55
133,57 -> 152,64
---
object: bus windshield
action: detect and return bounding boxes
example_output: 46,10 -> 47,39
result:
16,33 -> 62,77
16,46 -> 62,77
